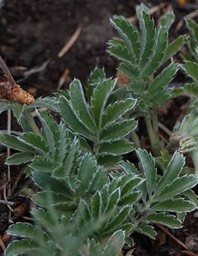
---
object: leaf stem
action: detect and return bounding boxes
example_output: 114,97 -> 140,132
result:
131,131 -> 141,148
152,110 -> 159,135
190,150 -> 198,177
144,113 -> 161,156
24,111 -> 40,135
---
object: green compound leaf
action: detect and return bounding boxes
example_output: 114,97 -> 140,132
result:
135,223 -> 157,239
104,206 -> 131,234
141,26 -> 168,79
100,119 -> 137,142
36,110 -> 56,151
163,35 -> 186,63
0,134 -> 32,152
78,153 -> 107,192
145,213 -> 182,228
6,152 -> 35,165
21,132 -> 48,156
98,140 -> 134,156
136,149 -> 157,196
5,240 -> 39,256
184,82 -> 198,96
30,156 -> 54,172
118,192 -> 140,207
11,103 -> 31,132
148,63 -> 178,95
69,79 -> 97,132
151,198 -> 196,212
105,188 -> 121,212
154,175 -> 198,201
110,16 -> 140,62
182,61 -> 198,81
27,96 -> 59,112
91,78 -> 116,127
103,230 -> 125,256
97,155 -> 122,166
102,98 -> 136,127
0,100 -> 10,114
118,62 -> 140,81
88,230 -> 125,256
88,167 -> 108,192
183,189 -> 198,205
59,95 -> 94,140
159,10 -> 175,31
32,170 -> 73,196
119,161 -> 139,175
119,175 -> 143,196
108,38 -> 134,63
32,191 -> 72,209
53,138 -> 80,179
156,151 -> 185,196
7,222 -> 48,240
136,7 -> 156,68
91,191 -> 103,219
76,199 -> 91,225
108,5 -> 182,116
31,207 -> 58,228
185,18 -> 198,45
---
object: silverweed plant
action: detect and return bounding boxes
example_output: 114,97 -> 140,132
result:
169,16 -> 198,177
108,4 -> 186,156
0,4 -> 198,256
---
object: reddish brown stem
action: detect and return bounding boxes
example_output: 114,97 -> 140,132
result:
181,251 -> 198,256
157,224 -> 190,251
0,56 -> 15,85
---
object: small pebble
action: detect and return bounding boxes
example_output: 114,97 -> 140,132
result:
193,211 -> 198,218
185,235 -> 198,252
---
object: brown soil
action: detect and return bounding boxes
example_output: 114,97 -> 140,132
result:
0,0 -> 136,94
0,1 -> 198,255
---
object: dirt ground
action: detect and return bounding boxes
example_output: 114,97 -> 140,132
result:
0,0 -> 137,94
0,0 -> 198,255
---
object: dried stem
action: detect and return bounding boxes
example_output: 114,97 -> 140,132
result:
0,57 -> 14,200
144,114 -> 161,156
7,109 -> 11,197
0,199 -> 15,206
157,224 -> 190,251
58,25 -> 82,58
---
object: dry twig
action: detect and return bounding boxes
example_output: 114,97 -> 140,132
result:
0,236 -> 6,251
58,25 -> 82,58
128,3 -> 167,23
0,57 -> 15,85
0,57 -> 14,200
181,251 -> 198,256
176,9 -> 198,31
57,68 -> 71,90
157,224 -> 190,251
